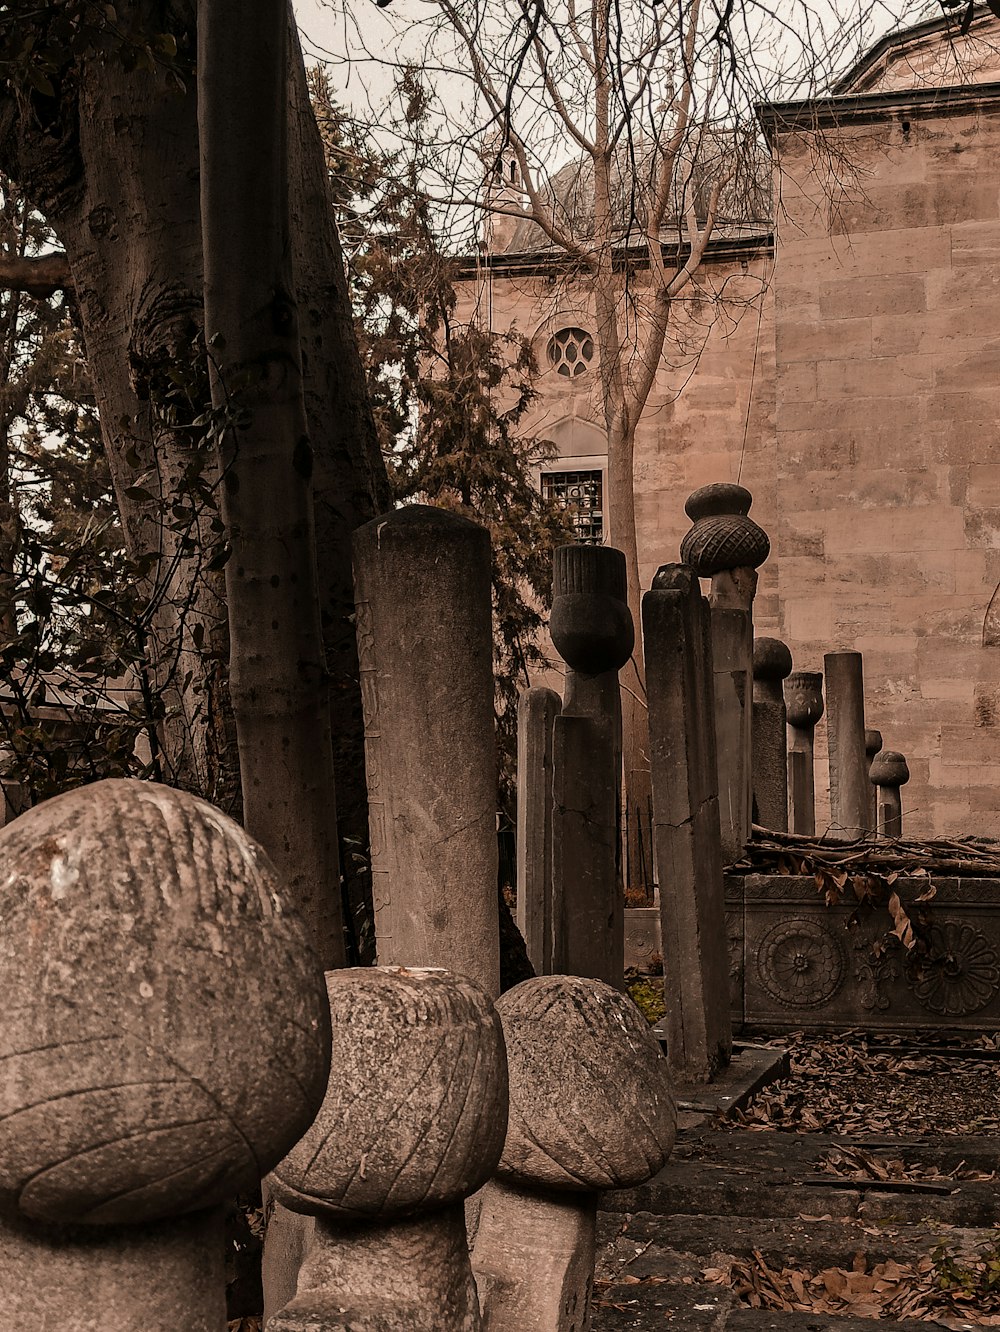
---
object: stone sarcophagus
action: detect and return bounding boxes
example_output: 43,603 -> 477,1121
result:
726,873 -> 1000,1032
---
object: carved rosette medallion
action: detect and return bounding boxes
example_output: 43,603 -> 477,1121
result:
756,919 -> 845,1008
905,921 -> 1000,1017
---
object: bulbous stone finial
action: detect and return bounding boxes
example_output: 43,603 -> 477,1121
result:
496,974 -> 675,1191
870,751 -> 910,789
679,484 -> 770,576
269,967 -> 508,1218
753,637 -> 793,683
0,779 -> 330,1226
784,671 -> 825,730
550,544 -> 634,674
865,729 -> 884,761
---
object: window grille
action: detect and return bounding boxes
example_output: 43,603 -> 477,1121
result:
546,327 -> 596,378
541,469 -> 604,545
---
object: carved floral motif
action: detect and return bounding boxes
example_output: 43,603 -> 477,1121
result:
905,921 -> 1000,1017
756,919 -> 845,1008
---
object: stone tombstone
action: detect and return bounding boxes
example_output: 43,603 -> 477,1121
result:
871,750 -> 910,839
824,652 -> 869,840
549,544 -> 634,986
642,564 -> 731,1082
865,728 -> 884,835
516,687 -> 562,976
784,670 -> 824,836
0,779 -> 331,1332
353,505 -> 500,999
752,637 -> 793,833
268,966 -> 508,1332
472,975 -> 675,1332
680,483 -> 770,865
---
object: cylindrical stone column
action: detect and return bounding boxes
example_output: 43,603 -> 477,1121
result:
472,976 -> 675,1332
516,687 -> 562,976
680,483 -> 770,864
824,651 -> 869,841
643,564 -> 731,1082
871,750 -> 909,839
268,967 -> 508,1332
0,779 -> 331,1331
865,728 -> 884,836
353,506 -> 500,998
752,637 -> 793,833
784,671 -> 824,836
549,545 -> 634,986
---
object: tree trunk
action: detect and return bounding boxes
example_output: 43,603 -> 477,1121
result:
199,0 -> 345,963
0,4 -> 390,941
606,411 -> 653,899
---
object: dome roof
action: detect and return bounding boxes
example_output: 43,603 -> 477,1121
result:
503,127 -> 771,255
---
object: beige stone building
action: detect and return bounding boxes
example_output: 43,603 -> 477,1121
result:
459,6 -> 1000,840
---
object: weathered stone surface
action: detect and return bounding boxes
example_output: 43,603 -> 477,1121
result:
0,1208 -> 227,1331
550,544 -> 634,675
496,976 -> 675,1191
681,484 -> 770,577
0,778 -> 330,1227
643,566 -> 731,1082
825,652 -> 870,839
269,967 -> 507,1332
709,566 -> 758,863
752,637 -> 792,832
550,545 -> 630,985
871,749 -> 910,837
865,728 -> 884,831
517,687 -> 561,976
353,505 -> 500,997
472,975 -> 675,1332
784,671 -> 824,836
270,967 -> 507,1219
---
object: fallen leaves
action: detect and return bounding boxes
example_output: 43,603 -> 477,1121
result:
730,1031 -> 1000,1136
703,1244 -> 1000,1324
818,1145 -> 995,1185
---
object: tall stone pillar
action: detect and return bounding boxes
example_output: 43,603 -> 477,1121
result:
784,671 -> 824,836
353,506 -> 500,998
752,637 -> 793,833
516,687 -> 561,975
824,651 -> 869,841
642,564 -> 731,1081
549,544 -> 634,986
871,750 -> 909,838
865,728 -> 884,835
269,967 -> 508,1332
0,779 -> 331,1331
680,483 -> 770,865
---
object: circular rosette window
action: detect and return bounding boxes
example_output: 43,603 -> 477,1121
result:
546,327 -> 595,378
905,921 -> 1000,1017
757,919 -> 846,1009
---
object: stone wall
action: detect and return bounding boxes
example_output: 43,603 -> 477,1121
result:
459,84 -> 1000,842
768,89 -> 1000,837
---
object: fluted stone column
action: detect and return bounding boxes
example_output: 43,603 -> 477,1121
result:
752,638 -> 793,833
785,671 -> 824,836
642,564 -> 730,1082
549,545 -> 634,985
871,750 -> 909,839
516,687 -> 561,976
353,506 -> 500,998
865,729 -> 884,835
268,967 -> 508,1332
0,779 -> 330,1332
472,976 -> 675,1332
680,484 -> 770,865
825,651 -> 869,841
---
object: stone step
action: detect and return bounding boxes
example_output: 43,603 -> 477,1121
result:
592,1209 -> 998,1330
